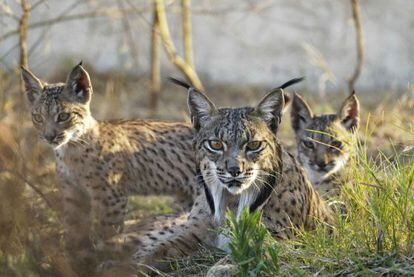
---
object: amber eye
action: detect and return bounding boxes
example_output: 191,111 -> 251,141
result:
302,140 -> 314,149
208,140 -> 224,151
330,141 -> 343,153
32,114 -> 43,123
57,112 -> 70,122
246,141 -> 262,152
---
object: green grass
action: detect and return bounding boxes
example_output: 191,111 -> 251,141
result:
224,208 -> 280,276
220,123 -> 414,276
1,67 -> 414,276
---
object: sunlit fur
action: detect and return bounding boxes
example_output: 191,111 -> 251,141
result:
195,110 -> 277,195
29,84 -> 95,149
102,85 -> 334,271
22,65 -> 199,250
23,65 -> 95,150
195,108 -> 281,221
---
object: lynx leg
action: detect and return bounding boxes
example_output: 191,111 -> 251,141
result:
61,181 -> 92,251
89,186 -> 128,240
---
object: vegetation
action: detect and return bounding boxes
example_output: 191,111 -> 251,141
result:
0,65 -> 413,275
0,0 -> 412,275
221,125 -> 414,276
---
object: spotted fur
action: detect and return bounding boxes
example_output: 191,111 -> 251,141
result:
22,64 -> 200,249
100,80 -> 334,272
291,92 -> 359,197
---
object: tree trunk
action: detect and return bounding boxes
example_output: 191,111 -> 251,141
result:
155,0 -> 204,91
18,0 -> 30,106
150,3 -> 161,114
182,0 -> 194,68
348,0 -> 364,93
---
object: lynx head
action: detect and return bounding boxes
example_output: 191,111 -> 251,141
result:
185,84 -> 292,221
22,63 -> 94,149
291,92 -> 359,185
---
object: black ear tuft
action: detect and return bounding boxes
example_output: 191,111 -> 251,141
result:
21,67 -> 44,104
65,63 -> 92,104
168,77 -> 192,90
170,77 -> 216,130
279,77 -> 305,90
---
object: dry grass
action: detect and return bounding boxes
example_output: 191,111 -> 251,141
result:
0,64 -> 413,275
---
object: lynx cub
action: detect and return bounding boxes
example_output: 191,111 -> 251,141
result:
22,63 -> 199,248
291,92 -> 360,197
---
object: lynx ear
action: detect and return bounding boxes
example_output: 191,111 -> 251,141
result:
282,93 -> 291,114
339,92 -> 359,132
65,62 -> 92,104
255,89 -> 285,134
21,67 -> 44,104
291,93 -> 313,134
187,88 -> 217,130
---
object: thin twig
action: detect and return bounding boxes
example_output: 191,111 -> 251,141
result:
0,168 -> 54,210
348,0 -> 364,93
149,2 -> 161,114
182,0 -> 194,68
30,0 -> 48,11
18,0 -> 30,118
28,0 -> 84,58
155,0 -> 204,91
118,0 -> 140,69
0,7 -> 151,43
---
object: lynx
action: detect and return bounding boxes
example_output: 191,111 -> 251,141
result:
22,63 -> 199,248
100,78 -> 333,273
291,92 -> 360,197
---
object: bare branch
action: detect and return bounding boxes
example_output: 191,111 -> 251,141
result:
118,0 -> 140,69
150,2 -> 161,113
18,0 -> 30,113
0,169 -> 54,210
348,0 -> 364,93
155,0 -> 203,91
28,0 -> 85,57
30,0 -> 48,11
18,0 -> 29,69
182,0 -> 194,68
0,2 -> 19,21
0,7 -> 151,43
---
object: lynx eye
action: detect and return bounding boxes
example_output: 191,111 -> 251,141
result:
32,114 -> 43,123
302,140 -> 314,149
207,140 -> 224,151
57,112 -> 70,122
329,141 -> 343,153
246,141 -> 263,152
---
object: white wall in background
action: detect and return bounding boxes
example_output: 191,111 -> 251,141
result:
1,0 -> 413,92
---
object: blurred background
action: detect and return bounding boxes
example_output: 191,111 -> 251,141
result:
1,1 -> 414,100
0,0 -> 413,275
1,0 -> 414,117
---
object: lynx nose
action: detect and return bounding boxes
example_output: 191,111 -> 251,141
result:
228,166 -> 242,177
44,133 -> 57,143
316,160 -> 326,169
